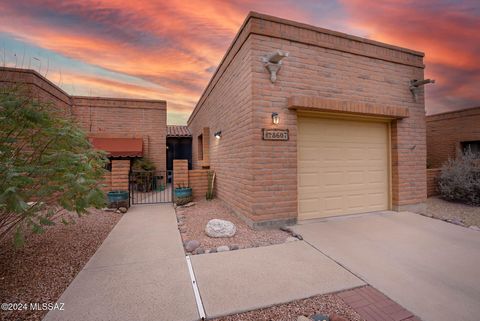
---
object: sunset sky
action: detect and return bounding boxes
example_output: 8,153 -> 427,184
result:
0,0 -> 478,124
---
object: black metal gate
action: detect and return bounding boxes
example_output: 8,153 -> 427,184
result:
129,170 -> 173,204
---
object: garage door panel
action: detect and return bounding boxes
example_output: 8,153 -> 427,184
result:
298,116 -> 389,219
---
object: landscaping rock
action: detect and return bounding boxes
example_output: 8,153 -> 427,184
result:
229,244 -> 239,250
286,236 -> 299,242
216,245 -> 230,252
446,217 -> 464,226
183,202 -> 196,208
205,219 -> 236,238
195,247 -> 205,255
297,316 -> 311,321
179,226 -> 187,233
292,233 -> 303,240
280,226 -> 293,233
185,240 -> 200,252
209,247 -> 217,253
469,225 -> 480,231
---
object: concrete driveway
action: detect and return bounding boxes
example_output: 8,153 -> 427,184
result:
292,211 -> 480,321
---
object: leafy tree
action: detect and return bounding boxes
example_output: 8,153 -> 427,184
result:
0,86 -> 108,248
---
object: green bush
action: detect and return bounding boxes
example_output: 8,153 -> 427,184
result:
0,86 -> 108,248
438,149 -> 480,205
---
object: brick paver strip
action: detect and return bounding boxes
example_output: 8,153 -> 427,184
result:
337,286 -> 419,321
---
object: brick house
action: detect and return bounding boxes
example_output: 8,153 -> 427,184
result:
426,106 -> 480,196
0,67 -> 167,192
188,12 -> 427,227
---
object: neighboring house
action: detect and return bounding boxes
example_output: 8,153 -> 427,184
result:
427,107 -> 480,168
0,67 -> 167,192
426,106 -> 480,197
188,12 -> 427,227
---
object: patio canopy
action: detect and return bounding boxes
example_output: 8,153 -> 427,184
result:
90,137 -> 143,157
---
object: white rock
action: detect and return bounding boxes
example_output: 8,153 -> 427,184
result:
205,219 -> 236,238
183,202 -> 196,208
216,245 -> 230,252
469,225 -> 480,231
286,236 -> 299,242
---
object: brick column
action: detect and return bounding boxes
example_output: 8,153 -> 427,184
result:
173,159 -> 189,188
111,159 -> 130,191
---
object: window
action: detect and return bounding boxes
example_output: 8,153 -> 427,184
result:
461,141 -> 480,158
198,134 -> 203,160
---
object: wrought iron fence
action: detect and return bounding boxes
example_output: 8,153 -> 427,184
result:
129,170 -> 173,204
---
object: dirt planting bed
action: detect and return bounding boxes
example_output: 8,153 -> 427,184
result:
0,209 -> 121,321
213,292 -> 365,321
426,196 -> 480,228
176,199 -> 291,254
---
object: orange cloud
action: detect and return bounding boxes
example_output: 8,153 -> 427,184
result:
340,0 -> 480,113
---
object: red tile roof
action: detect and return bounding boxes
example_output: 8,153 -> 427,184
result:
167,125 -> 191,137
90,137 -> 143,157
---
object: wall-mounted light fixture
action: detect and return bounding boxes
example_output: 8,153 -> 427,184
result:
214,131 -> 222,139
271,112 -> 280,125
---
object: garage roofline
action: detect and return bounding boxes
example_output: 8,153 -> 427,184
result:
188,11 -> 425,125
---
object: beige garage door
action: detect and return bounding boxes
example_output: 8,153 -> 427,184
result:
298,116 -> 389,220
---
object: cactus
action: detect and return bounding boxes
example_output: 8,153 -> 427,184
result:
206,170 -> 215,200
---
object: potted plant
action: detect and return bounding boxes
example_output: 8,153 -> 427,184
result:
175,183 -> 192,205
175,183 -> 192,198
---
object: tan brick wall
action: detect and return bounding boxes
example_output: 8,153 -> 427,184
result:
427,107 -> 480,168
72,96 -> 166,171
173,159 -> 189,188
189,170 -> 209,200
0,68 -> 167,172
0,67 -> 72,116
111,159 -> 130,191
188,31 -> 255,220
101,172 -> 112,192
188,13 -> 427,225
427,168 -> 441,197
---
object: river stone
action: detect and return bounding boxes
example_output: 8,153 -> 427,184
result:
216,245 -> 230,252
195,247 -> 205,255
297,316 -> 310,321
205,219 -> 236,238
229,244 -> 239,250
470,225 -> 480,231
286,236 -> 299,242
185,240 -> 200,252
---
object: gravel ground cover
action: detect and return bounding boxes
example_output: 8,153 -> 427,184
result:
176,199 -> 290,252
213,292 -> 365,321
426,196 -> 480,227
0,209 -> 121,321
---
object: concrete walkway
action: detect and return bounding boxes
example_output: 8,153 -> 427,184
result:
43,205 -> 199,321
293,211 -> 480,321
191,241 -> 364,318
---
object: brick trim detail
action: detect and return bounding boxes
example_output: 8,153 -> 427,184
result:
338,286 -> 420,321
288,96 -> 409,119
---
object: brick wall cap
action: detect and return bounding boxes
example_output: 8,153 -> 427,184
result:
426,106 -> 480,121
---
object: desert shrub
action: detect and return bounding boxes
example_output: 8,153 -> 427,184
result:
437,149 -> 480,205
0,86 -> 108,248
